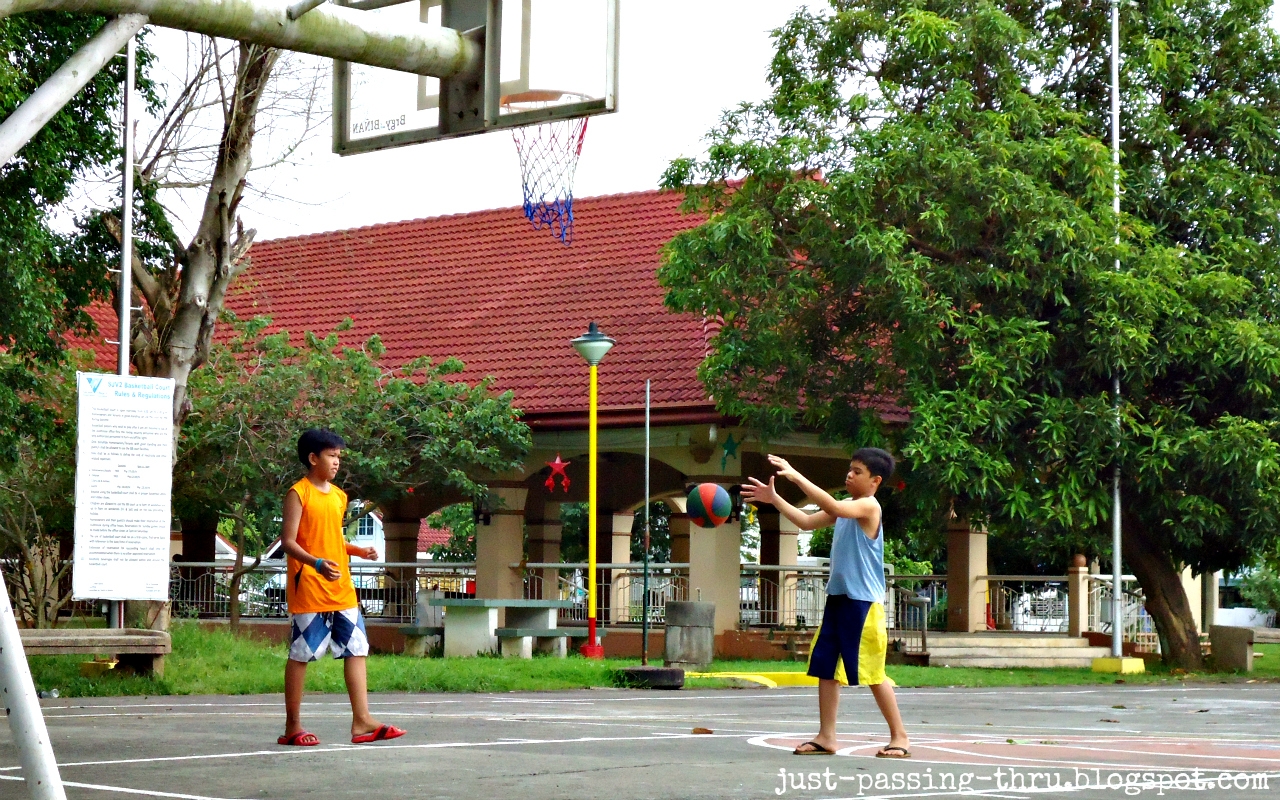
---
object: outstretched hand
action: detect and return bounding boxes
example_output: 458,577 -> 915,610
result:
741,476 -> 778,506
767,454 -> 801,482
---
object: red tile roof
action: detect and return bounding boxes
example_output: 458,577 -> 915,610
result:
73,189 -> 906,428
418,520 -> 452,552
78,305 -> 122,370
228,189 -> 716,426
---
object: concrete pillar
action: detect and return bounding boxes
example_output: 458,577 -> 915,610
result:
611,512 -> 633,623
382,521 -> 420,563
1180,566 -> 1203,633
778,516 -> 800,627
946,518 -> 988,633
1068,554 -> 1089,637
668,497 -> 690,565
666,498 -> 692,613
757,508 -> 780,626
1202,570 -> 1220,632
382,520 -> 421,619
688,517 -> 742,635
525,502 -> 562,600
475,486 -> 527,624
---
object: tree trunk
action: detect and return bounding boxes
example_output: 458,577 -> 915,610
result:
1123,520 -> 1203,670
110,45 -> 277,631
228,558 -> 242,633
227,507 -> 255,635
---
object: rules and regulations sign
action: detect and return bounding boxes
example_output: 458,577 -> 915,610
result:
72,373 -> 175,601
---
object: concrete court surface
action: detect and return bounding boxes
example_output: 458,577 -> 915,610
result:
2,683 -> 1280,800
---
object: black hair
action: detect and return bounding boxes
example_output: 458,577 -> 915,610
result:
297,428 -> 346,467
851,447 -> 894,481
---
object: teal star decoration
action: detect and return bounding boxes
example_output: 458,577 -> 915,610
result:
720,433 -> 740,471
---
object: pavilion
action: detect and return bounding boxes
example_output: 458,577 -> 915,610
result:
90,188 -> 995,652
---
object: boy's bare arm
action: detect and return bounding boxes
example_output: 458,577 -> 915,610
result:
768,455 -> 879,526
281,489 -> 340,580
741,476 -> 835,531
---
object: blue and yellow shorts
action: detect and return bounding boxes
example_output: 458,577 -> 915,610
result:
806,594 -> 895,687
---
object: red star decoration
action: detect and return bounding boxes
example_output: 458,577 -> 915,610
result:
545,454 -> 571,493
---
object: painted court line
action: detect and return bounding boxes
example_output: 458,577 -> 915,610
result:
2,730 -> 744,773
0,774 -> 259,800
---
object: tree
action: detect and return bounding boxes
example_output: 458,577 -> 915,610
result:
72,35 -> 325,447
65,34 -> 324,629
175,317 -> 529,630
426,503 -> 477,562
0,14 -> 151,461
0,352 -> 87,627
630,502 -> 671,564
659,0 -> 1280,667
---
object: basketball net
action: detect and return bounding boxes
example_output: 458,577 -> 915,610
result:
503,91 -> 589,245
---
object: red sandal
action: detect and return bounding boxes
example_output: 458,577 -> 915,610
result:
351,724 -> 405,744
278,731 -> 320,746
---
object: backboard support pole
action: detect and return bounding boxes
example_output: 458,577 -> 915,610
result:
0,14 -> 146,166
0,0 -> 483,78
287,0 -> 327,20
0,587 -> 67,799
438,0 -> 493,136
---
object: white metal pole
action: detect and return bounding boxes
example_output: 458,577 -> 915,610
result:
118,35 -> 135,379
0,583 -> 68,799
0,14 -> 146,165
641,379 -> 651,665
0,0 -> 482,79
108,34 -> 137,632
1110,0 -> 1123,660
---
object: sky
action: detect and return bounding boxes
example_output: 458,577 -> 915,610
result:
139,0 -> 814,243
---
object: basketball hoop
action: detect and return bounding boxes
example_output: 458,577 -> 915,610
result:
502,91 -> 590,245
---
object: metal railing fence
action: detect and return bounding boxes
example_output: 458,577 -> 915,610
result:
518,562 -> 689,624
1088,574 -> 1158,650
4,557 -> 1174,652
984,576 -> 1070,633
169,561 -> 476,624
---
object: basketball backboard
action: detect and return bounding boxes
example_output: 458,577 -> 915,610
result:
333,0 -> 618,154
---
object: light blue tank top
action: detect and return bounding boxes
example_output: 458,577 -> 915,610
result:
825,515 -> 886,602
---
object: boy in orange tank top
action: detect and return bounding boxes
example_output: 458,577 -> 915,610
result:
277,429 -> 405,746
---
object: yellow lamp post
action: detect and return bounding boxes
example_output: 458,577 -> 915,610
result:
571,321 -> 615,659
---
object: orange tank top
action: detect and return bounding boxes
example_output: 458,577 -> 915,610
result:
286,478 -> 357,614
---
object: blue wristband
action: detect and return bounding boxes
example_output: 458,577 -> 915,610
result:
313,557 -> 325,572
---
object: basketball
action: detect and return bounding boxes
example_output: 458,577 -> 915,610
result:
686,483 -> 732,528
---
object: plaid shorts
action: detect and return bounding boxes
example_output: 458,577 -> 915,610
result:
288,607 -> 369,662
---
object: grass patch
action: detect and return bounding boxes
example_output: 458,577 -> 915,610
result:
26,623 -> 623,697
24,624 -> 1280,698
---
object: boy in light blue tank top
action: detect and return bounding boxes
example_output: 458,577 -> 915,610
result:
743,448 -> 911,758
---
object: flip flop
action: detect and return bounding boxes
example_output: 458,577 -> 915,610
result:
351,724 -> 406,744
793,741 -> 836,755
875,746 -> 911,759
277,731 -> 319,746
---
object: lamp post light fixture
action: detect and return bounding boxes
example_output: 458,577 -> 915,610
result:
571,321 -> 615,659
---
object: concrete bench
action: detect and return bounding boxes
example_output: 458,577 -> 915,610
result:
494,626 -> 605,658
19,628 -> 172,676
1210,625 -> 1255,672
428,598 -> 573,657
1253,627 -> 1280,644
395,625 -> 444,657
